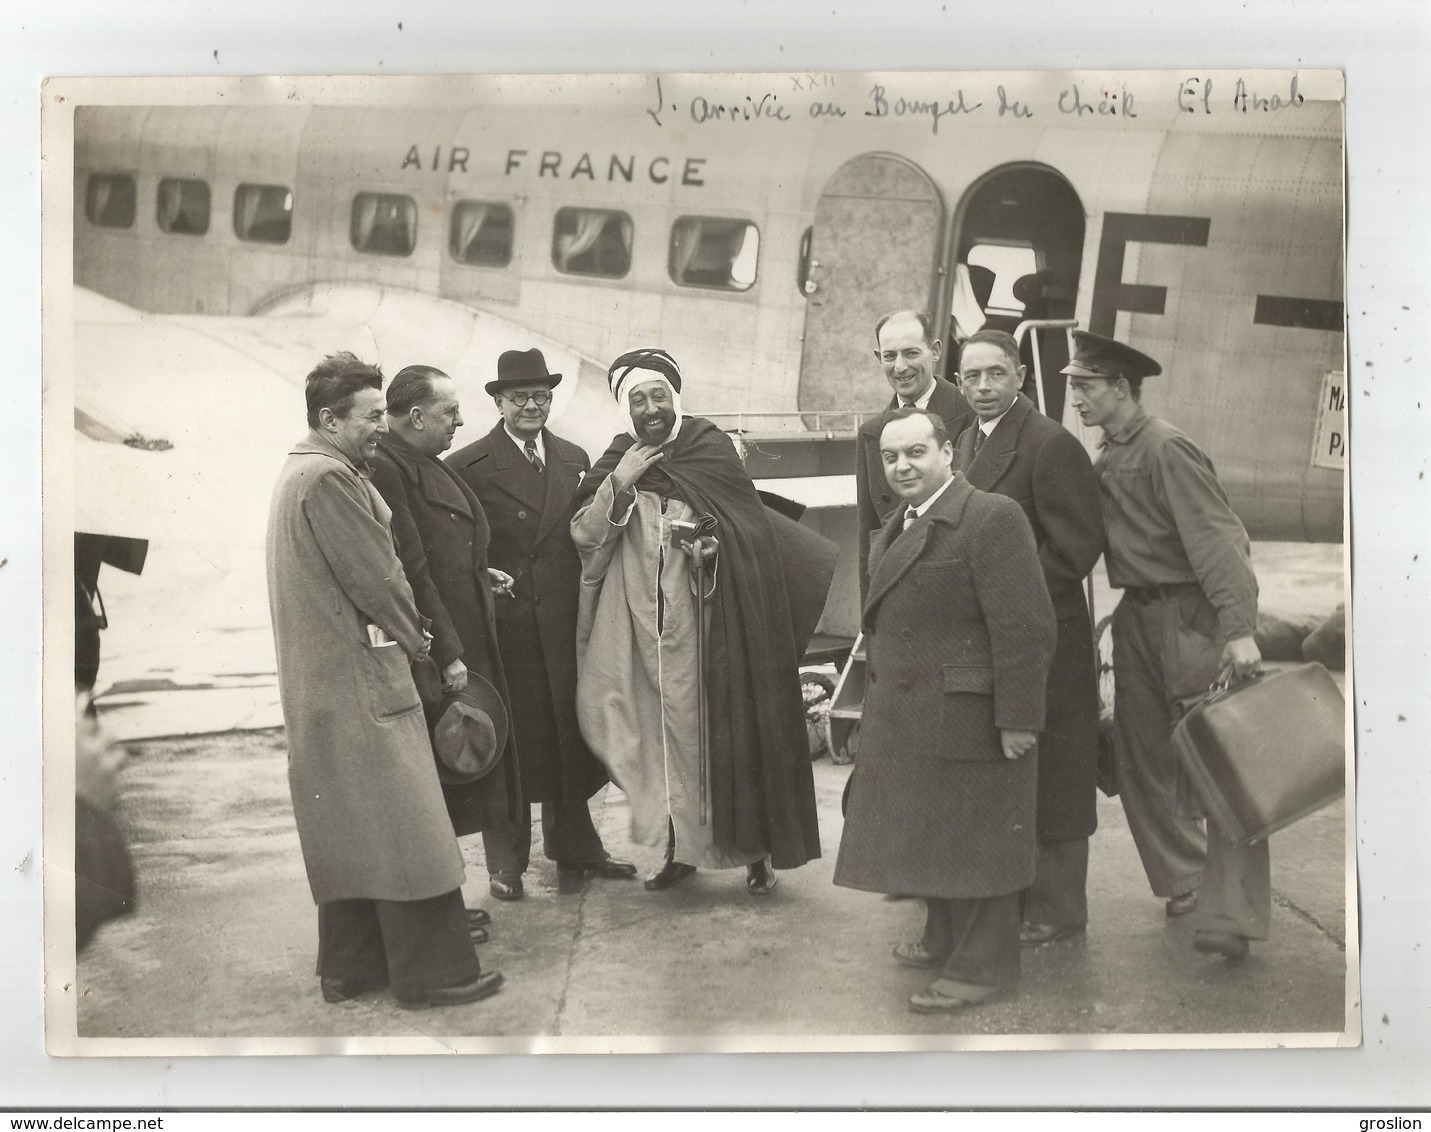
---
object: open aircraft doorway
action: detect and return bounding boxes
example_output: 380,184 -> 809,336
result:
946,164 -> 1086,424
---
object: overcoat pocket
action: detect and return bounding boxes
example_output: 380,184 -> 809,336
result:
942,663 -> 994,694
937,664 -> 998,760
360,643 -> 423,723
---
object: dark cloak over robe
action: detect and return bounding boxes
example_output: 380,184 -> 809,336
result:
576,417 -> 824,870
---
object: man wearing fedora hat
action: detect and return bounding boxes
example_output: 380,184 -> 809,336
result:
369,364 -> 527,919
448,349 -> 636,901
267,353 -> 501,1009
1065,330 -> 1267,961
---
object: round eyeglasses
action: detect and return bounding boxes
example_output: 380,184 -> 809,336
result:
503,391 -> 553,407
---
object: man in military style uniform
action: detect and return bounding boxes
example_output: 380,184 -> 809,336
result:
448,349 -> 636,900
953,329 -> 1105,948
1066,331 -> 1267,960
854,310 -> 974,598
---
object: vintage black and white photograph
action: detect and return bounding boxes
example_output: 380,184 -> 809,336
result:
42,69 -> 1353,1054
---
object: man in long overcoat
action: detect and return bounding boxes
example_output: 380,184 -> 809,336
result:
448,349 -> 636,899
367,365 -> 525,904
854,309 -> 974,598
953,329 -> 1105,947
835,407 -> 1056,1014
266,352 -> 501,1009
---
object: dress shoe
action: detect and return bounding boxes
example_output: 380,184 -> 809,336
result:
892,941 -> 944,969
643,860 -> 697,891
559,856 -> 639,880
1193,930 -> 1250,960
490,876 -> 524,901
746,858 -> 778,895
1020,922 -> 1086,948
395,970 -> 505,1010
469,926 -> 489,946
465,907 -> 491,929
320,974 -> 387,1004
1165,890 -> 1199,918
908,981 -> 1014,1015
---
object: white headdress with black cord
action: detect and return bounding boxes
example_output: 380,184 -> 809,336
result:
607,348 -> 685,442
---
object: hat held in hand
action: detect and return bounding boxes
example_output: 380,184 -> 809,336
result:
430,671 -> 508,785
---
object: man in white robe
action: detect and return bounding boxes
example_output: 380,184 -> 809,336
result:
572,349 -> 822,894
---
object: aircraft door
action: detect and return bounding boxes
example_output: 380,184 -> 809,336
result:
797,154 -> 945,416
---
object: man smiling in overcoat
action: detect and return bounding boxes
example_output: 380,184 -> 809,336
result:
835,406 -> 1056,1014
448,349 -> 636,898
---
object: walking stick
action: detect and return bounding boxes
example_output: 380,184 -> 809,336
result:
692,542 -> 708,826
674,515 -> 717,827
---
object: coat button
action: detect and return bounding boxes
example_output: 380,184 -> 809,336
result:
868,671 -> 876,684
902,628 -> 912,640
517,510 -> 527,520
534,596 -> 543,606
898,679 -> 911,692
450,513 -> 458,521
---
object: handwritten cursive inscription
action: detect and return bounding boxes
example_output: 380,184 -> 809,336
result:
639,75 -> 1314,132
865,85 -> 982,134
690,93 -> 791,123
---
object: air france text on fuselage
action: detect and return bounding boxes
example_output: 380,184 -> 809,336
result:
400,145 -> 707,186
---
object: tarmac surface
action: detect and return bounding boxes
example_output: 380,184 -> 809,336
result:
73,724 -> 1353,1050
68,540 -> 1352,1050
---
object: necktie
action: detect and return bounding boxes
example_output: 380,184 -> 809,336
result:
974,428 -> 986,453
524,440 -> 544,474
903,507 -> 918,532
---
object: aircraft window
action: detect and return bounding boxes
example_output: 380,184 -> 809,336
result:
85,174 -> 136,229
965,244 -> 1039,316
234,183 -> 293,245
449,201 -> 514,267
552,207 -> 632,279
669,216 -> 759,292
351,193 -> 418,257
156,178 -> 211,236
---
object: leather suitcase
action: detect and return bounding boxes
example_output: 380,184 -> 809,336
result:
1172,662 -> 1346,846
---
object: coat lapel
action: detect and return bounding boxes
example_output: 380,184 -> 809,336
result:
965,396 -> 1032,492
927,375 -> 972,431
533,429 -> 579,546
417,455 -> 474,521
484,422 -> 547,511
863,475 -> 976,618
381,432 -> 474,521
864,517 -> 931,617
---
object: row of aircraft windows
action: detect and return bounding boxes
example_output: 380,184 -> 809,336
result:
84,174 -> 760,292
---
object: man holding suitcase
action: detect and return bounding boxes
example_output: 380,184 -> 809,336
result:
1065,331 -> 1268,960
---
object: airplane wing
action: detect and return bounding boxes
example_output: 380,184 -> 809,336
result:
71,284 -> 627,722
